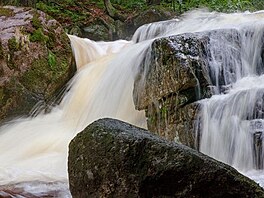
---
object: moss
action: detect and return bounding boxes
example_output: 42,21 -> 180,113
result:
48,50 -> 57,70
7,37 -> 19,70
8,37 -> 19,51
21,58 -> 49,93
30,28 -> 48,43
22,51 -> 69,96
161,105 -> 168,119
46,31 -> 56,49
0,7 -> 15,17
32,12 -> 42,29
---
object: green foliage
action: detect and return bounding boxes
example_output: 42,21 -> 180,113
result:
32,12 -> 42,29
36,1 -> 86,23
36,2 -> 63,16
110,0 -> 260,12
48,50 -> 57,70
92,0 -> 261,12
166,0 -> 257,13
0,7 -> 15,17
30,28 -> 48,43
8,37 -> 19,51
112,0 -> 147,9
250,0 -> 264,10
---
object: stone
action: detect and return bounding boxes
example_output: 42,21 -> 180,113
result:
133,29 -> 241,146
0,6 -> 75,122
68,118 -> 264,198
113,7 -> 175,40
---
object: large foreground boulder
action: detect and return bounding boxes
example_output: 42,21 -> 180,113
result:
0,6 -> 75,122
68,118 -> 264,198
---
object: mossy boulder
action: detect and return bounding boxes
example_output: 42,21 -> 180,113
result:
68,118 -> 264,198
1,1 -> 176,41
0,6 -> 75,122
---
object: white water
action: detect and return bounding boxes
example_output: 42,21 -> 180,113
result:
1,9 -> 264,196
0,35 -> 148,195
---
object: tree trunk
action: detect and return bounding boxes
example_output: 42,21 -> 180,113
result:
147,0 -> 161,5
103,0 -> 126,22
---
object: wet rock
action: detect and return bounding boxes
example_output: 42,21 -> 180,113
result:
133,29 -> 241,146
68,118 -> 264,198
133,7 -> 174,32
82,24 -> 111,41
0,6 -> 75,122
133,33 -> 210,146
133,33 -> 211,111
117,7 -> 175,40
250,119 -> 264,169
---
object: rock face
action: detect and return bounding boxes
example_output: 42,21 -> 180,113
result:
133,29 -> 241,147
1,1 -> 176,41
0,6 -> 75,122
68,118 -> 264,198
116,7 -> 175,40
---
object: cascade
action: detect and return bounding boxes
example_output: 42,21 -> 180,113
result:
1,9 -> 264,195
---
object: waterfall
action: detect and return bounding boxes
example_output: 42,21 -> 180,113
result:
197,13 -> 264,186
133,10 -> 264,182
2,9 -> 264,195
0,35 -> 149,196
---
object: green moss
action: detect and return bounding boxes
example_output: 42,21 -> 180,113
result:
7,37 -> 20,70
21,58 -> 49,93
32,12 -> 42,29
48,50 -> 57,70
161,105 -> 168,119
36,1 -> 88,27
8,37 -> 19,51
22,51 -> 69,95
30,28 -> 48,43
0,7 -> 14,17
46,31 -> 56,49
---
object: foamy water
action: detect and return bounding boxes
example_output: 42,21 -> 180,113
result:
1,9 -> 264,196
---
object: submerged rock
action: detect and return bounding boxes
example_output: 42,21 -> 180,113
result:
0,6 -> 75,122
68,118 -> 264,198
133,29 -> 241,147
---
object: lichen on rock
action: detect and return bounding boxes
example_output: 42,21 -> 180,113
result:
0,6 -> 76,122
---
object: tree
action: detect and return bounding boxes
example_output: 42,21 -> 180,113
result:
103,0 -> 126,22
146,0 -> 161,5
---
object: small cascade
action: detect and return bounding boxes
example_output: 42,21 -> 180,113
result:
198,21 -> 264,172
2,9 -> 264,195
0,34 -> 148,193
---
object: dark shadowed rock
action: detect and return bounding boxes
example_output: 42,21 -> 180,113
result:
112,7 -> 175,40
0,6 -> 75,122
68,118 -> 264,198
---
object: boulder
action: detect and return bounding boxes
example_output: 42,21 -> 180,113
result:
133,29 -> 241,147
68,118 -> 264,198
0,6 -> 75,122
116,7 -> 175,40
